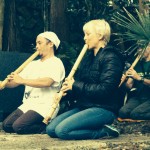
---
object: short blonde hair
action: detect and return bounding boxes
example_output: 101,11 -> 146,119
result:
85,19 -> 111,45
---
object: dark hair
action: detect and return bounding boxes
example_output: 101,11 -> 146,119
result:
46,39 -> 59,55
54,45 -> 59,55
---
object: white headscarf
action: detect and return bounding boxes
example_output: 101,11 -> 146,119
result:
38,31 -> 60,49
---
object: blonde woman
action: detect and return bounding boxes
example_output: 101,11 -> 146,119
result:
46,20 -> 124,140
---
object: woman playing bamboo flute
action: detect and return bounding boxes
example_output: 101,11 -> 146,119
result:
46,19 -> 124,140
2,32 -> 65,134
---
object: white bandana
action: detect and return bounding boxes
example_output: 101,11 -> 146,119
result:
38,31 -> 60,49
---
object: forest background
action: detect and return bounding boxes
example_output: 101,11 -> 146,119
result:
0,0 -> 149,75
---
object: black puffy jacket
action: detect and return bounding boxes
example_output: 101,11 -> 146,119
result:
72,45 -> 125,114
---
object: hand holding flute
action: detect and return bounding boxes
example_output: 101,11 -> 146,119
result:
61,77 -> 75,96
0,51 -> 39,90
119,48 -> 145,87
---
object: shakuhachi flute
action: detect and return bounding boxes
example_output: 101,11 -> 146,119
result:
0,51 -> 39,90
119,49 -> 145,87
43,44 -> 88,124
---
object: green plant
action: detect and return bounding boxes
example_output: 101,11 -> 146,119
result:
57,41 -> 79,76
66,0 -> 113,45
112,8 -> 150,56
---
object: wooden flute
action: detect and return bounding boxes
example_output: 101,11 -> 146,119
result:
0,51 -> 39,90
119,49 -> 145,87
43,44 -> 88,124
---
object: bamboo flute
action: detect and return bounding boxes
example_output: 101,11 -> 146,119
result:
119,49 -> 145,87
43,44 -> 88,124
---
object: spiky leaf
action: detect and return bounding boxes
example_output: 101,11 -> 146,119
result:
112,8 -> 150,55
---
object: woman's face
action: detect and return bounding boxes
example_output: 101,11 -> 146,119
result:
83,23 -> 100,50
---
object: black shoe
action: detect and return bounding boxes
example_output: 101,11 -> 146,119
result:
103,125 -> 120,138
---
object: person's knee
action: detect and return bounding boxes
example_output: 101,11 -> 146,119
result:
2,121 -> 10,132
12,122 -> 25,134
131,108 -> 146,120
2,121 -> 6,129
130,110 -> 140,120
46,125 -> 57,138
55,125 -> 68,139
119,107 -> 130,118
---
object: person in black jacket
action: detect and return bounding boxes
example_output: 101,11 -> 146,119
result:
46,19 -> 124,140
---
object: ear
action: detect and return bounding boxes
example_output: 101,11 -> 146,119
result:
48,42 -> 54,48
97,33 -> 104,40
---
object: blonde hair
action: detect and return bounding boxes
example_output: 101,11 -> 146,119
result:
84,19 -> 111,45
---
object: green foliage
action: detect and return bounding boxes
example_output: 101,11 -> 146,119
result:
57,41 -> 79,76
112,8 -> 150,55
66,0 -> 113,44
113,0 -> 139,7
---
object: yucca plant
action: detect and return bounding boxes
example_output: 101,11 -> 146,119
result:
112,8 -> 150,57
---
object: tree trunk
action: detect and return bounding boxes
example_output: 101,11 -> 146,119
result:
111,0 -> 125,51
2,0 -> 22,52
0,0 -> 4,51
50,0 -> 69,41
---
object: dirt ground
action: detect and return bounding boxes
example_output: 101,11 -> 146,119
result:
0,121 -> 150,150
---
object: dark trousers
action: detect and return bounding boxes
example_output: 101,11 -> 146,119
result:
2,109 -> 46,134
119,97 -> 150,120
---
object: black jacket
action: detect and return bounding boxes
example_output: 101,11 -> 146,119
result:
71,45 -> 124,114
